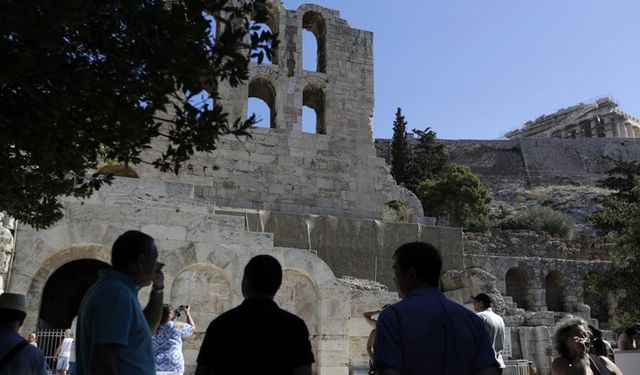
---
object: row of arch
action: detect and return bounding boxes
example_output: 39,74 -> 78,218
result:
252,4 -> 327,73
36,258 -> 321,335
248,76 -> 326,134
505,267 -> 609,323
208,4 -> 327,73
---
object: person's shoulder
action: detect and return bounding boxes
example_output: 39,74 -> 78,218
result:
21,343 -> 46,359
206,305 -> 242,330
275,306 -> 308,327
551,356 -> 570,374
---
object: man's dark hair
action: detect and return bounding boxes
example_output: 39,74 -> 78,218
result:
111,230 -> 155,270
0,309 -> 26,326
473,292 -> 492,308
393,242 -> 442,287
244,255 -> 282,296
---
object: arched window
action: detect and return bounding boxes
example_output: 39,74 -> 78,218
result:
505,267 -> 530,310
302,84 -> 325,134
302,11 -> 326,72
545,270 -> 566,312
248,77 -> 276,128
39,259 -> 111,329
251,3 -> 279,64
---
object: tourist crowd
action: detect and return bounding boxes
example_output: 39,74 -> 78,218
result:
1,230 -> 637,374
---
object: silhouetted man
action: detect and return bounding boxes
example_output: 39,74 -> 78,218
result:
76,230 -> 165,375
195,255 -> 314,375
375,242 -> 499,375
473,293 -> 506,374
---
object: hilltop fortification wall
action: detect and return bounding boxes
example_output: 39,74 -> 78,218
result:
376,138 -> 640,190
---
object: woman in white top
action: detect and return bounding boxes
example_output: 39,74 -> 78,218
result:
54,329 -> 73,375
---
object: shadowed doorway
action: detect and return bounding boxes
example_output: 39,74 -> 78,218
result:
39,259 -> 110,329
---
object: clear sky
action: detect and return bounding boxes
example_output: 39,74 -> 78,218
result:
275,0 -> 640,140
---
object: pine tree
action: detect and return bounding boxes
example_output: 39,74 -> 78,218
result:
417,163 -> 491,229
589,160 -> 640,331
390,108 -> 412,187
413,127 -> 447,183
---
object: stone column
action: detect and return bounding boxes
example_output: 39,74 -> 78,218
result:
0,213 -> 16,293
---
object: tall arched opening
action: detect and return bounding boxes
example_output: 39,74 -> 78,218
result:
505,267 -> 531,310
545,270 -> 566,312
302,84 -> 325,134
302,11 -> 326,73
248,76 -> 277,128
38,259 -> 110,329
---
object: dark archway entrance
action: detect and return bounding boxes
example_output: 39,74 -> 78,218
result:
39,259 -> 110,329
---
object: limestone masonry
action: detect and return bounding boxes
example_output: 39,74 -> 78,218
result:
1,2 -> 634,375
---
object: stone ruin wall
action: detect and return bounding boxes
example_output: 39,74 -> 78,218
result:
450,230 -> 614,374
138,2 -> 423,223
375,137 -> 640,190
8,179 -> 407,374
4,2 -> 633,374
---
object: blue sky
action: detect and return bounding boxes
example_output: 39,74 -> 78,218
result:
264,0 -> 640,140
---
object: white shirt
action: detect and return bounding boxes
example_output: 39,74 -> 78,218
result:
70,316 -> 77,362
477,308 -> 506,368
58,338 -> 73,358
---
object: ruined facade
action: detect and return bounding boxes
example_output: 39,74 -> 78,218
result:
505,97 -> 640,139
1,2 -> 629,375
3,3 -> 424,374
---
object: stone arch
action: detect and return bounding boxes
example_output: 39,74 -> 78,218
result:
302,11 -> 326,73
505,267 -> 531,310
253,0 -> 280,65
545,270 -> 566,312
170,263 -> 232,332
39,259 -> 110,329
24,244 -> 111,329
275,268 -> 320,335
248,76 -> 277,128
302,83 -> 326,134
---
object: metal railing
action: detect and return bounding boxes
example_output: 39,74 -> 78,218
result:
503,360 -> 531,375
36,329 -> 66,373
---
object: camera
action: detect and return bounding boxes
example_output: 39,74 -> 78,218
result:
174,304 -> 189,318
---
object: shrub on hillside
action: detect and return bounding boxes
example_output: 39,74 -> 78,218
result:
496,206 -> 575,239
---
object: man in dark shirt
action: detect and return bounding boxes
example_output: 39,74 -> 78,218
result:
195,255 -> 315,375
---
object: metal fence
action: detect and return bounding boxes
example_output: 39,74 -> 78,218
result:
36,329 -> 66,373
503,360 -> 531,375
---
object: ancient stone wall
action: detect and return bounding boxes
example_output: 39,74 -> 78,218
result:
7,178 -> 406,374
136,2 -> 424,222
463,230 -> 611,315
464,230 -> 611,260
376,137 -> 640,190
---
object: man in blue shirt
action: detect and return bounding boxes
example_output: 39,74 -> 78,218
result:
0,292 -> 48,375
374,242 -> 499,375
76,230 -> 165,375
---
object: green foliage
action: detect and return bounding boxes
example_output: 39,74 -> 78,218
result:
589,160 -> 640,331
412,127 -> 447,184
496,206 -> 575,239
390,108 -> 413,188
417,164 -> 491,229
0,0 -> 274,228
388,110 -> 447,193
